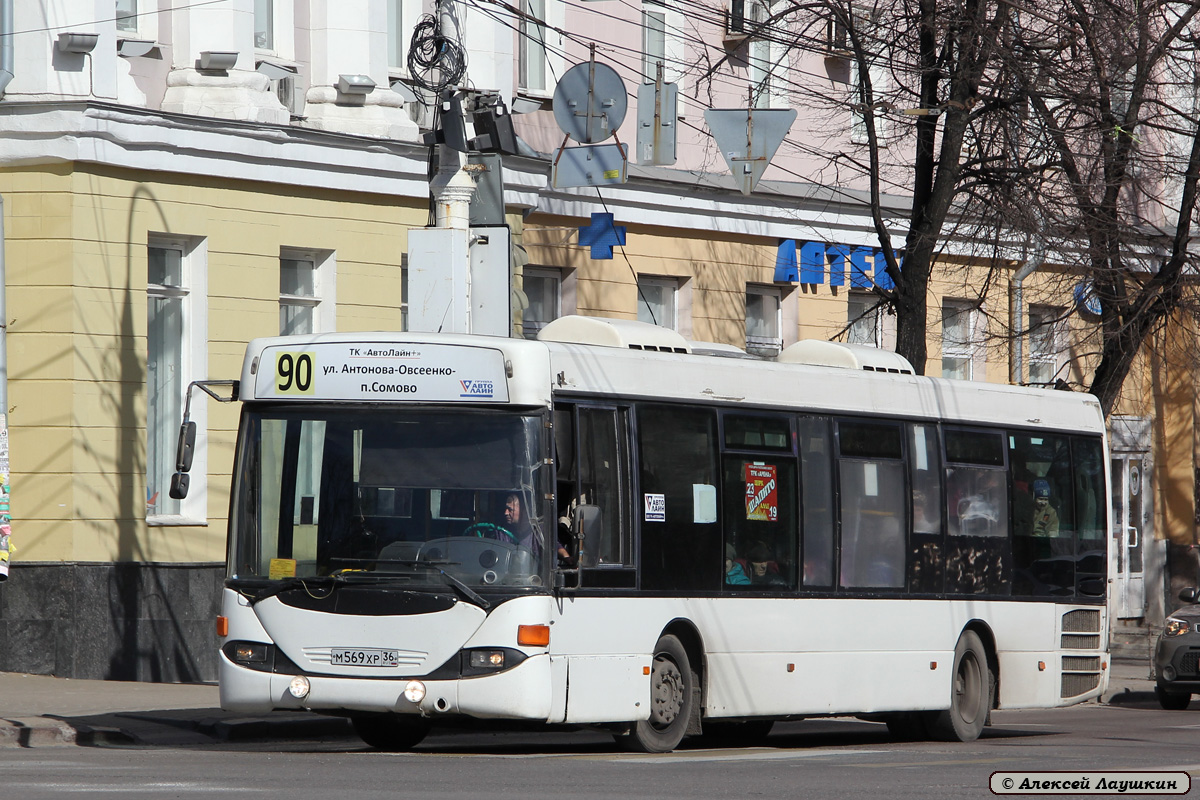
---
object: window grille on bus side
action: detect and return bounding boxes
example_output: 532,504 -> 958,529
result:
1061,608 -> 1100,633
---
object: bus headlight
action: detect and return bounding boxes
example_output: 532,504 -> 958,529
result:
469,650 -> 506,669
288,675 -> 311,699
404,680 -> 427,704
233,643 -> 269,663
1164,617 -> 1191,637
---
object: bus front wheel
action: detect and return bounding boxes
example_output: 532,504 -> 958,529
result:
928,630 -> 991,742
351,714 -> 430,751
616,634 -> 695,753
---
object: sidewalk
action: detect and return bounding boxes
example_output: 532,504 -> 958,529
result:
0,671 -> 351,748
0,658 -> 1162,749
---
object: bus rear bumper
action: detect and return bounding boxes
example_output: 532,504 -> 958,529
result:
220,651 -> 553,721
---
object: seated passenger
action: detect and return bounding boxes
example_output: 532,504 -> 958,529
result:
725,544 -> 750,585
747,543 -> 787,587
1032,479 -> 1060,537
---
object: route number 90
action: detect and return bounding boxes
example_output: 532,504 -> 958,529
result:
276,352 -> 315,395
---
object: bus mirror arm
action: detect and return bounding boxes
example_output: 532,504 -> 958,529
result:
168,380 -> 241,500
571,504 -> 602,568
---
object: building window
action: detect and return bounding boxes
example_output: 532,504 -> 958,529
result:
147,238 -> 206,522
746,285 -> 782,356
280,250 -> 334,336
643,0 -> 667,82
637,276 -> 677,329
942,299 -> 978,381
522,267 -> 561,339
748,0 -> 785,109
1027,305 -> 1064,386
847,290 -> 880,346
116,0 -> 138,33
388,0 -> 406,70
519,0 -> 547,92
255,0 -> 274,50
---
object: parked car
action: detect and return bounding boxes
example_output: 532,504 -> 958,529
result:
1154,588 -> 1200,709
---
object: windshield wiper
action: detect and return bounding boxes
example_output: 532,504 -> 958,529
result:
230,575 -> 342,605
371,559 -> 492,610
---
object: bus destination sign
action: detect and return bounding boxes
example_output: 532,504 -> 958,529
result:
254,342 -> 511,403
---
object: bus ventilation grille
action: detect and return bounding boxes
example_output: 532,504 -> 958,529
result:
1061,670 -> 1101,698
1061,608 -> 1101,633
1061,634 -> 1101,649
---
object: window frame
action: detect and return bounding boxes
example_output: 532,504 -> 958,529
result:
941,299 -> 980,381
1027,304 -> 1065,386
146,235 -> 208,526
745,284 -> 783,357
637,275 -> 678,330
279,248 -> 336,336
521,266 -> 562,339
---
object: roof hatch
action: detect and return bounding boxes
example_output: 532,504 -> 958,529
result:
776,340 -> 915,374
537,315 -> 691,353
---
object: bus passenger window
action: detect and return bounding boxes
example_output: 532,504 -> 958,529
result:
944,428 -> 1010,595
638,406 -> 720,591
799,417 -> 834,586
837,421 -> 905,589
722,458 -> 797,590
908,423 -> 943,594
1009,432 -> 1076,598
1072,437 -> 1106,598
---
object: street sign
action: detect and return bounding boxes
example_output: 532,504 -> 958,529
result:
552,142 -> 629,188
637,81 -> 677,165
704,108 -> 796,195
552,61 -> 628,144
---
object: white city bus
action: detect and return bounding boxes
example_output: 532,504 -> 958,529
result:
190,315 -> 1110,752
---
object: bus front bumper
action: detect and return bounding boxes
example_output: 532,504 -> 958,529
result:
219,651 -> 553,721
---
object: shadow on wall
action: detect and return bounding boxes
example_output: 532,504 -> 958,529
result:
0,180 -> 218,682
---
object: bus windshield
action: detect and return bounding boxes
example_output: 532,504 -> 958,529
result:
229,406 -> 550,592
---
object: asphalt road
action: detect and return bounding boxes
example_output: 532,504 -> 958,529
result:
1,702 -> 1196,800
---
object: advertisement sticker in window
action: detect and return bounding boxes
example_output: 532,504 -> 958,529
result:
745,463 -> 778,521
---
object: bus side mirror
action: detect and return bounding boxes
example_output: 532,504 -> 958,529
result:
572,504 -> 601,567
175,421 -> 197,472
169,471 -> 190,500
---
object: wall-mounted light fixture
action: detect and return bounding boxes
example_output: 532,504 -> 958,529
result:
57,33 -> 100,54
198,51 -> 239,70
117,39 -> 157,58
337,74 -> 375,95
390,80 -> 418,103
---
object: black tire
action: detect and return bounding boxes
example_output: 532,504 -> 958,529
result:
351,714 -> 430,751
699,718 -> 774,746
884,711 -> 930,742
1156,686 -> 1192,710
928,630 -> 990,742
615,634 -> 695,753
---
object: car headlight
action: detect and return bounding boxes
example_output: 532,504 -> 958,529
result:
1164,617 -> 1192,637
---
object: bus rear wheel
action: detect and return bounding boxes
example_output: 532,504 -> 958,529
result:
616,634 -> 695,753
928,630 -> 990,742
351,714 -> 430,751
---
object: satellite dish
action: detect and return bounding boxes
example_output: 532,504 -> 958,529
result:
553,61 -> 628,144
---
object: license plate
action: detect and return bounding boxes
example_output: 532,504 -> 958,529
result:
330,648 -> 401,667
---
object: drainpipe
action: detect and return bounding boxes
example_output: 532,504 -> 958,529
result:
0,0 -> 13,99
1010,231 -> 1048,386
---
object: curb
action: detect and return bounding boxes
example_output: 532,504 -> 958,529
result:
0,712 -> 354,749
